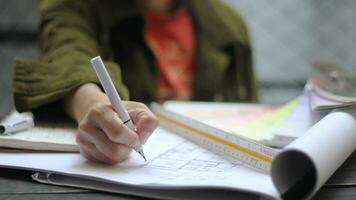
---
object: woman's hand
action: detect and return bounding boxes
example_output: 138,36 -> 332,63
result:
63,83 -> 158,164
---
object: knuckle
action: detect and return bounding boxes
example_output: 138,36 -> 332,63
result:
89,102 -> 112,118
94,101 -> 107,109
147,114 -> 159,126
89,106 -> 103,119
140,114 -> 150,123
137,102 -> 147,109
128,134 -> 139,147
141,114 -> 159,131
75,134 -> 84,145
106,122 -> 124,141
106,144 -> 121,158
153,116 -> 159,128
115,119 -> 125,130
101,104 -> 114,114
78,121 -> 90,131
114,122 -> 126,136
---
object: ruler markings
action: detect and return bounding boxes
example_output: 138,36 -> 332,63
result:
156,112 -> 273,164
151,104 -> 281,172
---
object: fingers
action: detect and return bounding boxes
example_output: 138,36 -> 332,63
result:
86,103 -> 140,147
76,101 -> 158,165
131,109 -> 158,144
125,102 -> 159,144
76,102 -> 138,165
76,128 -> 132,164
77,134 -> 110,163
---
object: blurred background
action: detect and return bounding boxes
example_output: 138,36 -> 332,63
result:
1,0 -> 356,115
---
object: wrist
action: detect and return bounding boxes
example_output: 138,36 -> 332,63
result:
64,83 -> 109,122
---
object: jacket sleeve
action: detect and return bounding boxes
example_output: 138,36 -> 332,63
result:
13,0 -> 129,112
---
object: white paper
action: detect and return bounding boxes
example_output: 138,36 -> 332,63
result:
271,106 -> 356,199
0,121 -> 77,151
272,90 -> 327,138
1,103 -> 355,200
0,127 -> 279,199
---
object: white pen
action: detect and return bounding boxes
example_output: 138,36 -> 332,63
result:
90,56 -> 146,161
0,117 -> 34,136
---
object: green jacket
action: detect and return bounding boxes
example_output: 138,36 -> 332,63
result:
13,0 -> 258,112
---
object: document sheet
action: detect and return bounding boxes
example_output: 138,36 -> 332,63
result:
1,104 -> 355,200
0,127 -> 279,199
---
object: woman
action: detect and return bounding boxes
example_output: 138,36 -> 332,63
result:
13,0 -> 258,164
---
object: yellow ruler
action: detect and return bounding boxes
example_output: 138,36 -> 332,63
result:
151,103 -> 279,173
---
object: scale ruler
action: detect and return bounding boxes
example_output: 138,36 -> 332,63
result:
151,103 -> 279,172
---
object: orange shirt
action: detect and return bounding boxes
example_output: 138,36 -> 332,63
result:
144,7 -> 196,101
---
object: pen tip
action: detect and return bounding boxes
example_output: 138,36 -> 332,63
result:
139,151 -> 147,162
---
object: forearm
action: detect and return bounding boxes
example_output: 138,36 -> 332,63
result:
63,83 -> 109,123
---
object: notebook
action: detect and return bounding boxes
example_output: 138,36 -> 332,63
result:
0,111 -> 78,152
0,104 -> 355,200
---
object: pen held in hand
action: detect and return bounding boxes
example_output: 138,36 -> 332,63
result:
90,56 -> 147,162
